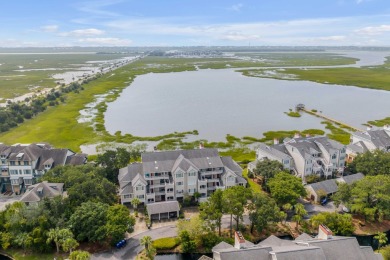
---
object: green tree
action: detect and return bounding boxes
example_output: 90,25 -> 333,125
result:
199,189 -> 224,236
379,245 -> 390,260
96,148 -> 131,183
349,175 -> 390,222
69,250 -> 91,260
46,228 -> 74,253
140,235 -> 156,259
267,172 -> 307,206
332,182 -> 353,208
62,238 -> 79,253
131,198 -> 141,211
193,191 -> 201,203
248,193 -> 282,234
69,202 -> 109,242
223,186 -> 252,237
14,232 -> 32,254
310,212 -> 355,236
292,203 -> 307,228
349,150 -> 390,176
179,230 -> 197,253
375,232 -> 388,250
106,204 -> 135,245
177,216 -> 204,246
253,160 -> 285,188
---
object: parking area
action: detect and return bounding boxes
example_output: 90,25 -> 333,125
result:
0,194 -> 20,211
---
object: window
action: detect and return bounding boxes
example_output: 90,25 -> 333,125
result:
23,161 -> 29,166
188,171 -> 196,177
11,179 -> 18,185
10,170 -> 18,175
24,179 -> 32,185
136,185 -> 144,191
200,185 -> 206,189
284,160 -> 289,164
145,173 -> 150,178
124,194 -> 132,199
10,161 -> 15,166
137,195 -> 144,199
332,154 -> 337,159
1,160 -> 5,164
24,170 -> 31,175
177,181 -> 183,186
176,172 -> 183,178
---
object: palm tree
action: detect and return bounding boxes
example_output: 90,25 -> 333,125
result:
47,228 -> 61,253
62,238 -> 79,253
292,203 -> 307,229
131,197 -> 141,211
140,235 -> 155,259
374,232 -> 388,250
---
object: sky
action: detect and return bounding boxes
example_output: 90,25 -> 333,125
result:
1,0 -> 390,47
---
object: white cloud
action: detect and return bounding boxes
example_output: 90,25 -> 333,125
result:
78,37 -> 132,46
75,0 -> 123,17
219,32 -> 260,41
318,35 -> 347,41
356,25 -> 390,35
59,28 -> 105,37
228,3 -> 243,12
41,25 -> 59,33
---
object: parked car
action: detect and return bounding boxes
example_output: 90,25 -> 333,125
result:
342,206 -> 350,213
321,198 -> 328,206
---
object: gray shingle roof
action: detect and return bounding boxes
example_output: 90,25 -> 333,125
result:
146,201 -> 180,215
258,143 -> 292,160
306,179 -> 338,195
338,173 -> 364,185
142,148 -> 223,173
20,181 -> 63,203
221,156 -> 242,175
354,129 -> 390,150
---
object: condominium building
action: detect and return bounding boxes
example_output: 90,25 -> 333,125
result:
347,125 -> 390,162
118,148 -> 247,205
251,135 -> 346,179
0,143 -> 86,194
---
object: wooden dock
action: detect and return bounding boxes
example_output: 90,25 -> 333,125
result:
301,108 -> 364,132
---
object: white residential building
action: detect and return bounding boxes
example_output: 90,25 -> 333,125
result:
347,125 -> 390,162
253,135 -> 346,179
0,143 -> 86,194
118,148 -> 247,205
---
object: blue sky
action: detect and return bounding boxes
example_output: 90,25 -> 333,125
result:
1,0 -> 390,47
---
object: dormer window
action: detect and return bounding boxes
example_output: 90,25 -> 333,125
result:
44,164 -> 51,169
0,155 -> 5,159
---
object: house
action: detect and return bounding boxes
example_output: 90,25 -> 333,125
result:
19,181 -> 65,206
253,135 -> 346,180
209,225 -> 382,260
0,143 -> 86,194
118,148 -> 247,205
347,125 -> 390,162
305,173 -> 364,202
146,200 -> 180,221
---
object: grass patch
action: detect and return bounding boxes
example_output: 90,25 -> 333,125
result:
0,248 -> 63,260
152,237 -> 180,250
242,169 -> 263,194
321,121 -> 351,144
367,117 -> 390,127
285,111 -> 301,118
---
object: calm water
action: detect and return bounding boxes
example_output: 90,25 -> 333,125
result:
104,68 -> 390,141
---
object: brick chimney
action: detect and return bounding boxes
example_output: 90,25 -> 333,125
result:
273,138 -> 279,145
234,231 -> 246,249
318,224 -> 333,240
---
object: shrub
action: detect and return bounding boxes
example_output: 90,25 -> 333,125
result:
153,237 -> 180,250
380,245 -> 390,260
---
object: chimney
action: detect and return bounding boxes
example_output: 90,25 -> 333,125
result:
294,133 -> 301,139
384,124 -> 390,131
234,231 -> 246,249
318,224 -> 333,240
273,138 -> 279,145
367,125 -> 372,131
199,142 -> 204,149
153,146 -> 157,151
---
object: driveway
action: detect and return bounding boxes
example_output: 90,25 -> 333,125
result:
302,200 -> 341,216
0,195 -> 20,211
91,225 -> 177,260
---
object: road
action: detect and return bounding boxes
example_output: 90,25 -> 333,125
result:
91,225 -> 177,260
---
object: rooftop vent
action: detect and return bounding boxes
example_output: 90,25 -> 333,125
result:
16,153 -> 24,159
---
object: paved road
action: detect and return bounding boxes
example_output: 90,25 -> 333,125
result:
91,225 -> 177,260
0,195 -> 20,211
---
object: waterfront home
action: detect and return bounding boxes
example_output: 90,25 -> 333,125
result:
19,181 -> 65,206
118,148 -> 247,205
251,135 -> 346,180
347,125 -> 390,162
209,225 -> 382,260
0,143 -> 86,194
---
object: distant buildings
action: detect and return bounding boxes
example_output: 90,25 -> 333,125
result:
250,135 -> 346,180
347,125 -> 390,162
209,225 -> 382,260
118,148 -> 247,205
0,143 -> 86,194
